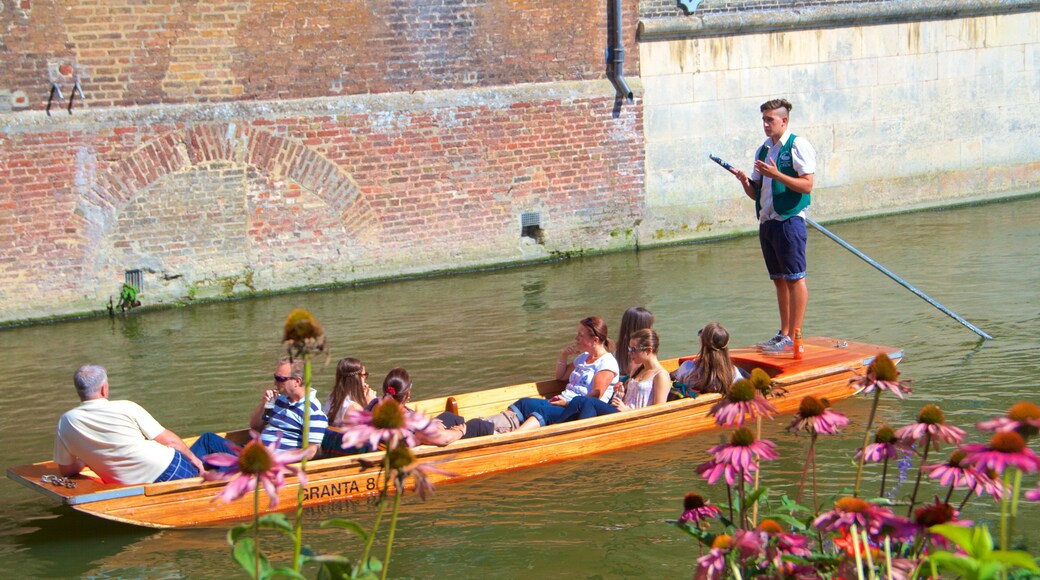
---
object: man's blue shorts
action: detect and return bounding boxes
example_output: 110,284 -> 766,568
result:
759,216 -> 807,281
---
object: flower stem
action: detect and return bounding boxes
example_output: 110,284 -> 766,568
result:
906,433 -> 931,517
738,466 -> 747,530
751,416 -> 762,526
1009,468 -> 1022,544
854,390 -> 881,497
999,471 -> 1013,550
292,357 -> 313,572
361,455 -> 392,571
879,456 -> 889,499
851,523 -> 865,580
380,489 -> 403,580
796,431 -> 817,511
253,477 -> 260,580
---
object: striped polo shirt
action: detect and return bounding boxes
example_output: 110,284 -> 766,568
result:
261,390 -> 328,450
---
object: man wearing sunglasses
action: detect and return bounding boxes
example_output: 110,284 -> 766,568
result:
191,359 -> 330,467
249,359 -> 328,459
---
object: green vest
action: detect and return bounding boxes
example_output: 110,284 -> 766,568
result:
755,134 -> 811,220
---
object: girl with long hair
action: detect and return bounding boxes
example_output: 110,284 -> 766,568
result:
674,321 -> 742,395
614,306 -> 655,377
323,357 -> 375,427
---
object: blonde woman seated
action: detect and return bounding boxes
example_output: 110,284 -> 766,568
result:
672,322 -> 744,396
555,328 -> 670,421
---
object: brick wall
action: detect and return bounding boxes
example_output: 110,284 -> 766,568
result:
0,84 -> 645,322
0,0 -> 639,111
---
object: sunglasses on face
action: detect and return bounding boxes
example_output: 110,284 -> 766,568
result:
274,375 -> 294,383
627,346 -> 649,353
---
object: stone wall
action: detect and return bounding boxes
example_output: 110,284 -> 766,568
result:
636,1 -> 1040,244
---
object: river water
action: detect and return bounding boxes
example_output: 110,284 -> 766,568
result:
1,196 -> 1038,578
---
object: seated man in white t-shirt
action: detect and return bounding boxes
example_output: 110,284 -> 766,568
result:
53,364 -> 205,484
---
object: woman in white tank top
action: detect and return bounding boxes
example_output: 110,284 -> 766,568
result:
556,328 -> 671,422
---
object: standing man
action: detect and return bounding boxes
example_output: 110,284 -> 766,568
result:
733,98 -> 816,352
54,364 -> 205,484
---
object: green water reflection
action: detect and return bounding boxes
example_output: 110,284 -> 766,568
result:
1,196 -> 1038,578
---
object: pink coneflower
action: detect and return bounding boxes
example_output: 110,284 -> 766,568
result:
1025,484 -> 1040,501
729,528 -> 767,564
850,352 -> 912,399
960,431 -> 1040,475
696,427 -> 778,485
813,497 -> 898,537
338,398 -> 440,450
927,450 -> 985,494
896,404 -> 967,450
757,519 -> 811,571
977,402 -> 1040,439
787,396 -> 849,435
708,379 -> 778,427
857,425 -> 912,462
695,535 -> 731,580
203,430 -> 309,508
384,444 -> 456,500
678,492 -> 722,526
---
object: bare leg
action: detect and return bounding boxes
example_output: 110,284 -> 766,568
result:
774,279 -> 791,337
787,278 -> 808,334
513,416 -> 541,433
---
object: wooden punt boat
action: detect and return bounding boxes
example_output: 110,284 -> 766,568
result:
8,336 -> 901,528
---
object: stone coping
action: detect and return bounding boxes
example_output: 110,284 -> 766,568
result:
638,0 -> 1040,40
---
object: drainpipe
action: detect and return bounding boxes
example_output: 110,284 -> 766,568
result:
607,0 -> 634,103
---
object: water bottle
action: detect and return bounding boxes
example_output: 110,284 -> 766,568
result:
793,328 -> 803,360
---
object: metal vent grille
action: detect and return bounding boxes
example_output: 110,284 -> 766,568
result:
125,269 -> 143,292
520,212 -> 541,227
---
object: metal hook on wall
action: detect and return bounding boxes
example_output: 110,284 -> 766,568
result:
46,83 -> 64,116
67,79 -> 84,114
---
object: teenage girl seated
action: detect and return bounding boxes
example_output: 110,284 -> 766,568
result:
671,321 -> 744,396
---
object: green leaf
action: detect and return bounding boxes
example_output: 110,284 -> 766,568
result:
315,560 -> 353,580
990,550 -> 1040,572
231,537 -> 270,579
257,513 -> 296,538
320,518 -> 370,543
976,560 -> 1005,580
228,523 -> 254,546
353,558 -> 383,578
745,486 -> 769,506
931,524 -> 976,553
264,565 -> 308,579
928,552 -> 978,578
972,524 -> 994,560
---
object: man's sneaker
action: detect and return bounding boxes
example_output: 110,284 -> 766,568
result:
760,335 -> 794,353
755,331 -> 784,347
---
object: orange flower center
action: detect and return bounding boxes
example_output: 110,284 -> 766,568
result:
683,492 -> 706,510
728,380 -> 755,403
874,425 -> 897,444
869,353 -> 898,381
917,404 -> 945,425
730,427 -> 756,446
836,497 -> 872,513
372,398 -> 406,430
711,534 -> 732,550
757,519 -> 783,534
238,440 -> 274,475
1008,402 -> 1040,422
799,396 -> 825,417
991,431 -> 1027,453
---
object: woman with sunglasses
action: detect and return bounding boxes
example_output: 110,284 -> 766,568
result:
672,321 -> 742,396
555,328 -> 670,421
487,316 -> 619,433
